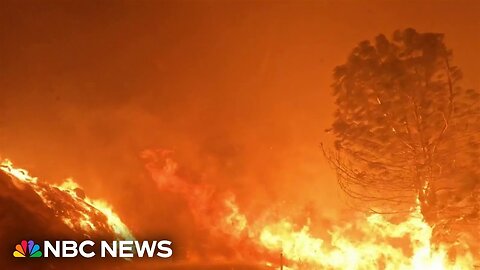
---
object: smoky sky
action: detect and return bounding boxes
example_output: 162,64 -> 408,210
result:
0,0 -> 479,261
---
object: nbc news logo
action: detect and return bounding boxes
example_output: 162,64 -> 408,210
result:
13,239 -> 173,258
13,240 -> 42,258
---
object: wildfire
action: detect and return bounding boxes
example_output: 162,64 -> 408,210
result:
0,159 -> 134,241
55,178 -> 135,240
142,150 -> 478,269
258,205 -> 475,269
0,159 -> 38,183
1,156 -> 477,269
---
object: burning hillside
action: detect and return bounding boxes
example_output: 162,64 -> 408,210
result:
2,155 -> 478,269
0,159 -> 133,240
2,1 -> 480,269
0,159 -> 134,269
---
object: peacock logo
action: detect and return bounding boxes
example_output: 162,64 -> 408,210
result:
13,240 -> 43,258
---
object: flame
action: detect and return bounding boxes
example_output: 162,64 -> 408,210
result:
143,150 -> 478,269
55,178 -> 135,240
258,205 -> 475,269
3,155 -> 475,269
0,159 -> 38,183
0,159 -> 134,241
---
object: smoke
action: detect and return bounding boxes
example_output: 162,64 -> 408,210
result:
1,1 -> 479,267
0,3 -> 338,263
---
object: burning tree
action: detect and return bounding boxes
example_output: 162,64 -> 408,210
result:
325,29 -> 479,238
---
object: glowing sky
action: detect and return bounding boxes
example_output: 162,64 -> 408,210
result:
0,0 -> 479,248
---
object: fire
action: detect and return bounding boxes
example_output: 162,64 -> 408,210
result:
258,205 -> 475,269
142,150 -> 478,269
55,178 -> 135,240
0,159 -> 38,183
0,159 -> 134,241
2,155 -> 477,269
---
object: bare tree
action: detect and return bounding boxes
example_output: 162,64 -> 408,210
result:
325,29 -> 479,233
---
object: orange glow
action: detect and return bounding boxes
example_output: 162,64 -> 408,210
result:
142,151 -> 478,269
257,204 -> 474,269
0,159 -> 38,183
0,159 -> 134,241
1,2 -> 479,269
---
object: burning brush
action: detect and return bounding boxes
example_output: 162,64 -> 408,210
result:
0,159 -> 135,270
1,156 -> 478,269
0,159 -> 134,240
142,150 -> 479,269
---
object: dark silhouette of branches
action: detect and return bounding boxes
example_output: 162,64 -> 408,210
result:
325,29 -> 480,235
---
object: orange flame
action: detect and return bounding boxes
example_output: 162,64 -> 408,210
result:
0,159 -> 134,241
258,205 -> 475,269
142,150 -> 478,269
3,155 -> 476,268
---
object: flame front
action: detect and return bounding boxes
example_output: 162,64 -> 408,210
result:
258,206 -> 475,269
0,159 -> 134,241
2,156 -> 477,269
142,150 -> 478,269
